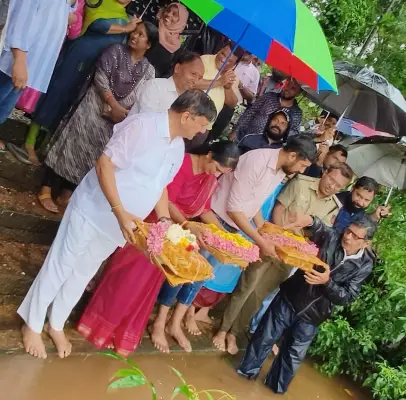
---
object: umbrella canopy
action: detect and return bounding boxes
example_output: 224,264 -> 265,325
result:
179,0 -> 337,93
305,61 -> 406,137
347,142 -> 406,189
338,118 -> 395,139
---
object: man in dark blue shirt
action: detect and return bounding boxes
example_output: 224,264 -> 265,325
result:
334,176 -> 391,233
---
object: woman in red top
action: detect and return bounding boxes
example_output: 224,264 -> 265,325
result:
77,141 -> 240,357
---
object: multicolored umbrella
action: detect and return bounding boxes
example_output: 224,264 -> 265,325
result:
338,118 -> 395,139
179,0 -> 337,92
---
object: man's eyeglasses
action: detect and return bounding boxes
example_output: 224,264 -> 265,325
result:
345,228 -> 366,241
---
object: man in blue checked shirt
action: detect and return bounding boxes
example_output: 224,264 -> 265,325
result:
0,0 -> 75,148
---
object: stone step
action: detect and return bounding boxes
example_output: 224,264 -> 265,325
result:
0,151 -> 43,193
0,186 -> 61,245
0,115 -> 29,147
0,239 -> 230,356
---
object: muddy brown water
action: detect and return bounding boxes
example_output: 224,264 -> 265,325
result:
0,353 -> 370,400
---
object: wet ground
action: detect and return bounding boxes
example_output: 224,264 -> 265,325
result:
0,353 -> 370,400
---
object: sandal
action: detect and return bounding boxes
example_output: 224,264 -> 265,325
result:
38,193 -> 59,214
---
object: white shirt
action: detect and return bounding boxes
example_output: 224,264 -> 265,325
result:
235,62 -> 260,95
72,112 -> 185,246
129,76 -> 178,116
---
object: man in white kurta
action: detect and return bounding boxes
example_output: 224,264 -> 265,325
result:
18,89 -> 217,359
128,52 -> 204,116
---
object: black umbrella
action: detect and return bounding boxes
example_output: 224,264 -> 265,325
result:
304,61 -> 406,138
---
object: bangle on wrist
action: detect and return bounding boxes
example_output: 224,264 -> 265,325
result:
181,221 -> 189,228
159,217 -> 171,223
111,204 -> 122,212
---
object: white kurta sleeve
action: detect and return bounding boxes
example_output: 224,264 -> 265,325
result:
103,117 -> 149,170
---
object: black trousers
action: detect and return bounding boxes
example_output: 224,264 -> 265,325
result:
238,293 -> 318,394
42,166 -> 77,192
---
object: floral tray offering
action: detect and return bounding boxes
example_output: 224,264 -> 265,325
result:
259,222 -> 328,272
190,222 -> 260,268
132,221 -> 213,286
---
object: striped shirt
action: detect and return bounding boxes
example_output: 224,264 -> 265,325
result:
235,91 -> 302,139
0,0 -> 73,93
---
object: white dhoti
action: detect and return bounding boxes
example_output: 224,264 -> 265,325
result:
17,204 -> 118,333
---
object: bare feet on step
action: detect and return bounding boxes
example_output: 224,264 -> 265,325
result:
226,333 -> 239,355
45,324 -> 72,358
212,331 -> 227,352
184,310 -> 202,336
166,322 -> 192,353
21,324 -> 47,359
150,324 -> 170,354
194,307 -> 213,325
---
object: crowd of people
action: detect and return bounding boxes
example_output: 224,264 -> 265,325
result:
0,0 -> 392,395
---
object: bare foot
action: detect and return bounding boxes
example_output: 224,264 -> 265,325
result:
184,312 -> 202,336
21,324 -> 47,359
166,323 -> 192,353
45,325 -> 72,358
272,344 -> 279,356
194,307 -> 213,325
226,333 -> 239,355
24,144 -> 41,166
149,324 -> 170,354
212,331 -> 227,352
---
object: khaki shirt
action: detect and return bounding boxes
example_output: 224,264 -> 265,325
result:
276,175 -> 341,235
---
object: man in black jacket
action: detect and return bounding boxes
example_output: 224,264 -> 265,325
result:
237,214 -> 376,394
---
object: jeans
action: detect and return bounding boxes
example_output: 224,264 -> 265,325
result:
157,279 -> 205,307
238,294 -> 318,394
0,71 -> 23,123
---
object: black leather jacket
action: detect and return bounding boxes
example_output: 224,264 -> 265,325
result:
280,217 -> 375,326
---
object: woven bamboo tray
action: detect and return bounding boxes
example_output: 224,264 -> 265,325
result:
259,222 -> 328,272
275,245 -> 329,272
189,222 -> 257,269
132,221 -> 213,286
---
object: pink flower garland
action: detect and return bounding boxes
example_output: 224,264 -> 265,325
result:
147,221 -> 171,256
263,234 -> 319,256
203,231 -> 260,263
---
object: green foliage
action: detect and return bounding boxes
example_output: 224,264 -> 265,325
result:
309,189 -> 406,399
364,362 -> 406,400
103,352 -> 236,399
297,95 -> 322,123
365,6 -> 406,97
308,0 -> 406,96
308,0 -> 378,47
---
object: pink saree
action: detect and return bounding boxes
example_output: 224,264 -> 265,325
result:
77,155 -> 217,356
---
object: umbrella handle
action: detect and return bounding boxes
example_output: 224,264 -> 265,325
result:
207,23 -> 250,93
139,0 -> 153,19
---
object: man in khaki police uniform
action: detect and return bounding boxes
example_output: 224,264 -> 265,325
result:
213,162 -> 354,354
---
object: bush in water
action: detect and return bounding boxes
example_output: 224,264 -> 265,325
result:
103,351 -> 236,399
309,188 -> 406,400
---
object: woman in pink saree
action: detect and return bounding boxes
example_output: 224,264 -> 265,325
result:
77,141 -> 240,357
